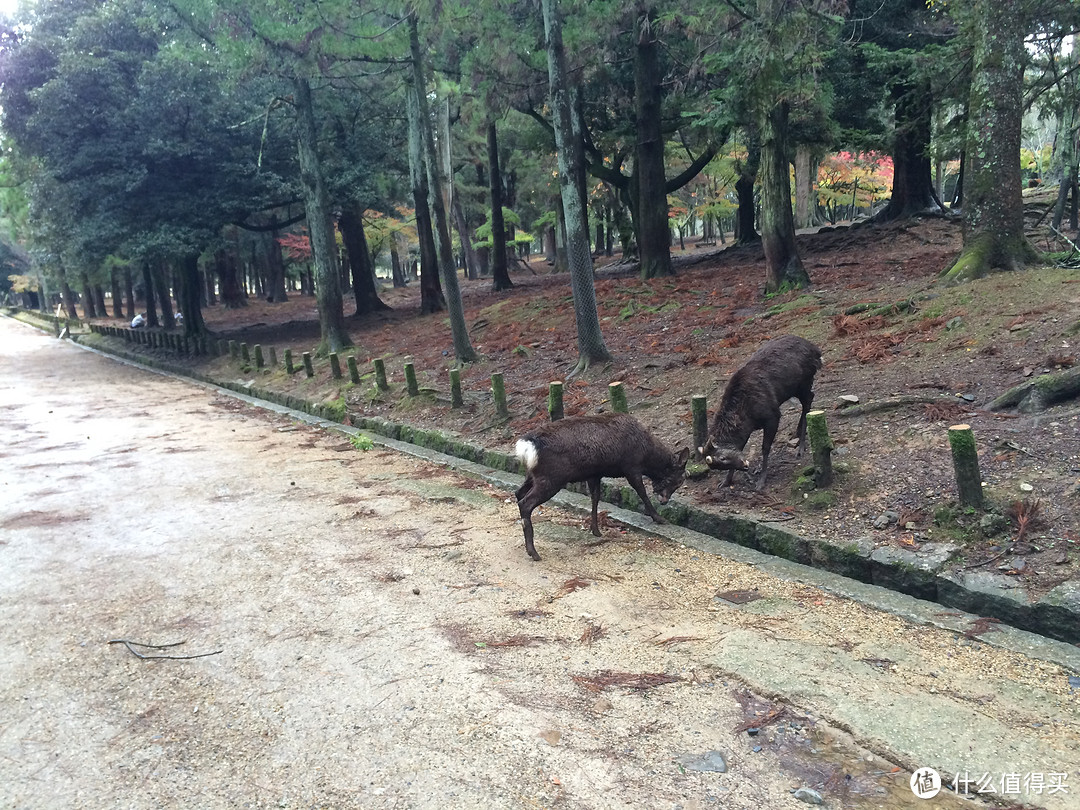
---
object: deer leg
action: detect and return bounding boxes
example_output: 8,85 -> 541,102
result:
627,473 -> 665,524
794,387 -> 815,456
757,418 -> 780,491
517,477 -> 561,562
587,477 -> 603,536
723,468 -> 735,487
515,474 -> 533,503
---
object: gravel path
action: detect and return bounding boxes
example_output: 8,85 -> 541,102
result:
2,317 -> 1077,810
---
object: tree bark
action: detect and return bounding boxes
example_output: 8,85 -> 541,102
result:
93,284 -> 107,319
339,203 -> 390,316
266,216 -> 289,303
1051,102 -> 1078,231
80,273 -> 97,319
154,260 -> 175,329
409,14 -> 476,363
390,236 -> 407,288
734,131 -> 760,244
759,102 -> 810,293
941,1 -> 1036,282
543,0 -> 612,371
123,266 -> 135,319
58,263 -> 78,320
877,80 -> 942,221
488,120 -> 513,291
405,64 -> 445,315
110,269 -> 123,318
794,145 -> 817,230
294,75 -> 351,354
141,261 -> 158,327
176,253 -> 206,337
451,187 -> 481,281
215,249 -> 246,309
635,6 -> 672,279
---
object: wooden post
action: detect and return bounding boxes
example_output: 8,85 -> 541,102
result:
806,409 -> 833,487
302,351 -> 314,379
347,355 -> 360,384
492,372 -> 508,418
691,395 -> 708,453
548,381 -> 564,421
948,424 -> 984,509
284,349 -> 295,375
449,368 -> 463,408
241,343 -> 250,363
269,346 -> 278,367
254,344 -> 264,369
228,340 -> 239,359
404,362 -> 419,396
218,339 -> 228,356
373,358 -> 389,391
609,381 -> 628,413
329,352 -> 342,380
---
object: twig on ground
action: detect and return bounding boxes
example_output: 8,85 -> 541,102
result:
108,639 -> 223,660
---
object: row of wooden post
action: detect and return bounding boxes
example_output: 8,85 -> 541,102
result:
91,324 -> 985,506
88,323 -> 211,356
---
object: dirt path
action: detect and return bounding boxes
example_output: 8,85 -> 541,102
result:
1,316 -> 1078,810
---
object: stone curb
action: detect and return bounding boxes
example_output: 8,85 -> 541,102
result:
8,310 -> 1080,652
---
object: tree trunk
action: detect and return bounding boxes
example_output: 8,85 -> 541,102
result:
612,187 -> 637,257
543,227 -> 557,264
543,0 -> 612,371
390,237 -> 407,288
154,260 -> 175,329
339,203 -> 390,316
488,120 -> 513,291
58,264 -> 78,320
634,6 -> 672,279
265,218 -> 289,303
794,143 -> 812,228
123,266 -> 135,319
215,249 -> 246,309
734,132 -> 760,244
176,253 -> 206,337
1052,102 -> 1078,231
80,273 -> 97,319
942,2 -> 1036,282
451,186 -> 481,281
142,261 -> 158,327
759,102 -> 810,293
405,64 -> 445,315
410,14 -> 476,363
110,269 -> 123,318
93,284 -> 107,319
294,75 -> 351,354
204,266 -> 216,306
877,80 -> 941,221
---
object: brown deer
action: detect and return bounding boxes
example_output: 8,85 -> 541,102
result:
699,335 -> 822,490
515,413 -> 689,561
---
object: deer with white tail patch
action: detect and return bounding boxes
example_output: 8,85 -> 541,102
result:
515,413 -> 689,561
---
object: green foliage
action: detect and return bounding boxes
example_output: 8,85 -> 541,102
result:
472,207 -> 531,249
349,433 -> 375,451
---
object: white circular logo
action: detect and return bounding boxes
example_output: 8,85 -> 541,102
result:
911,767 -> 942,799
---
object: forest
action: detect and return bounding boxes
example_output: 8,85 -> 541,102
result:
1,0 -> 1079,370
